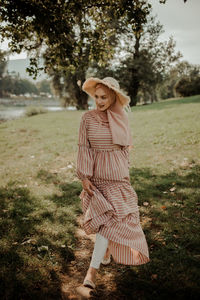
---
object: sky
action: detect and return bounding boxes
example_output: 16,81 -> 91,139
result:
1,0 -> 200,65
149,0 -> 200,65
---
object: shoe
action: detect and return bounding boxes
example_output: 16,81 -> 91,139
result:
101,254 -> 111,265
83,278 -> 96,289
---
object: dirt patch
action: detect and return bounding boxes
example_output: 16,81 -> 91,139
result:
60,215 -> 124,300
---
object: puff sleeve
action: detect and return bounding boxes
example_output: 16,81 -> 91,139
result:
76,114 -> 94,180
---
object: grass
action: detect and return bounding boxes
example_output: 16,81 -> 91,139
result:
117,165 -> 200,299
0,95 -> 200,299
0,180 -> 82,299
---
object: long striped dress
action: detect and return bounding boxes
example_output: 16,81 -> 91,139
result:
76,109 -> 150,265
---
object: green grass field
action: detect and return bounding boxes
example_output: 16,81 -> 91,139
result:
0,95 -> 200,299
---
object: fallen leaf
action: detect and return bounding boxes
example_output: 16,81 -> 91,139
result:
161,205 -> 167,210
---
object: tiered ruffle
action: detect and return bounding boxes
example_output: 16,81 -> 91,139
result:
79,179 -> 150,265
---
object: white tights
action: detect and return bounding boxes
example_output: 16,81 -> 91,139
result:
89,233 -> 109,269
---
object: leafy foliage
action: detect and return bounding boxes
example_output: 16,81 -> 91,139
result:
0,0 -> 121,108
160,61 -> 200,99
89,16 -> 182,105
0,0 -> 191,107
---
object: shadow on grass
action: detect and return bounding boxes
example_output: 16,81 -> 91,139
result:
133,94 -> 200,111
0,179 -> 82,300
94,164 -> 200,300
1,165 -> 199,299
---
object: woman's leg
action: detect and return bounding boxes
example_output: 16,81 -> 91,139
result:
90,232 -> 109,269
84,233 -> 108,284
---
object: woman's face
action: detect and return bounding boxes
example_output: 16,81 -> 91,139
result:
94,85 -> 115,111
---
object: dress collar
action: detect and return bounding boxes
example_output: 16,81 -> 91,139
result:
93,109 -> 109,123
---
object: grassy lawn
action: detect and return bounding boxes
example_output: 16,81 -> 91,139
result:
0,95 -> 200,299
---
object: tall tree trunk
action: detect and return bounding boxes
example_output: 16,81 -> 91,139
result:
129,35 -> 141,106
75,88 -> 88,110
129,74 -> 140,106
72,75 -> 88,110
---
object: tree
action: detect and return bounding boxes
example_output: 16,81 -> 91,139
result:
0,0 -> 188,107
89,16 -> 181,105
36,79 -> 52,94
0,50 -> 7,78
174,62 -> 200,97
0,50 -> 39,97
135,20 -> 181,103
0,74 -> 39,97
0,0 -> 121,109
0,50 -> 8,97
158,61 -> 200,99
111,0 -> 152,106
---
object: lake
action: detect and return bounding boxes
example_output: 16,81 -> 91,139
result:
0,97 -> 76,121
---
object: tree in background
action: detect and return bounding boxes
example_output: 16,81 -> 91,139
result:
88,15 -> 181,105
136,20 -> 181,103
1,74 -> 38,97
113,0 -> 152,106
174,62 -> 200,97
0,50 -> 7,77
0,0 -> 189,107
0,50 -> 8,97
0,0 -> 121,109
0,50 -> 50,97
47,2 -> 120,110
86,2 -> 181,105
158,61 -> 200,99
1,0 -> 159,107
36,79 -> 52,95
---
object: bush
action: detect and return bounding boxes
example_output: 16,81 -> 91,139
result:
24,106 -> 48,117
175,77 -> 200,97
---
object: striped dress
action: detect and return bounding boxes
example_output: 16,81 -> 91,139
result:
76,109 -> 150,265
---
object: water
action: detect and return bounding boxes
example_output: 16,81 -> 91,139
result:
0,98 -> 76,121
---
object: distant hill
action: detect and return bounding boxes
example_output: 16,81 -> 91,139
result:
6,58 -> 49,82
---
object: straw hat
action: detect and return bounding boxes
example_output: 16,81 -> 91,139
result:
82,77 -> 130,107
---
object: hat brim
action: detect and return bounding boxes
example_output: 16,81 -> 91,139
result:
82,77 -> 130,107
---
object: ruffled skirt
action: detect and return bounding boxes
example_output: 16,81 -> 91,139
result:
79,178 -> 150,266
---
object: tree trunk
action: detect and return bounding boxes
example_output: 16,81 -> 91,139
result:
129,35 -> 141,107
72,75 -> 88,110
129,73 -> 140,106
75,89 -> 88,110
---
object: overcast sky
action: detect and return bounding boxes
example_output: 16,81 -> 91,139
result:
150,0 -> 200,64
1,0 -> 200,65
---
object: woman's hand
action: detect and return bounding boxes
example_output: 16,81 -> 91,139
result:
81,178 -> 95,196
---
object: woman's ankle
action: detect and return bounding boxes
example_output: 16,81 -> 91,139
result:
85,266 -> 97,281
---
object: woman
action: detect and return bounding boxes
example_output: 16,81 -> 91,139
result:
76,77 -> 150,289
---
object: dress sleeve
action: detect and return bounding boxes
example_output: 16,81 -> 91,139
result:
76,114 -> 94,181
